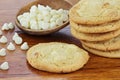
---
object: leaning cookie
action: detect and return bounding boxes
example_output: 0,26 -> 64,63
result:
27,42 -> 89,73
70,20 -> 120,33
71,27 -> 120,42
69,0 -> 120,25
82,44 -> 120,58
81,35 -> 120,51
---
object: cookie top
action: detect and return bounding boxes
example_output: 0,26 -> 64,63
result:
27,42 -> 89,73
83,44 -> 120,58
70,20 -> 120,33
69,0 -> 120,25
71,27 -> 120,41
81,35 -> 120,51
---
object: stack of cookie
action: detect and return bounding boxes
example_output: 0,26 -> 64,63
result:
69,0 -> 120,58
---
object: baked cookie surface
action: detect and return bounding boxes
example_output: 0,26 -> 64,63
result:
69,0 -> 120,25
81,35 -> 120,51
83,45 -> 120,58
27,42 -> 89,73
71,27 -> 120,41
70,20 -> 120,33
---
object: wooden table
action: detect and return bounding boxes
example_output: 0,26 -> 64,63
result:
0,0 -> 120,80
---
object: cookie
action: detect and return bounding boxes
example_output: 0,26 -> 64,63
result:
82,44 -> 120,58
27,42 -> 89,73
70,20 -> 120,33
71,27 -> 120,41
69,0 -> 120,25
81,35 -> 120,51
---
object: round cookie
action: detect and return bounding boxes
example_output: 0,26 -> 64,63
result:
81,35 -> 120,51
27,42 -> 89,73
71,27 -> 120,41
69,0 -> 120,25
82,44 -> 120,58
70,20 -> 120,33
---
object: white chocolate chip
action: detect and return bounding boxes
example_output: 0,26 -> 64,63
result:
41,22 -> 50,30
19,18 -> 30,28
30,5 -> 38,13
14,36 -> 23,45
2,23 -> 9,31
42,10 -> 50,16
61,13 -> 68,21
50,10 -> 57,15
46,6 -> 52,11
8,22 -> 14,29
50,17 -> 56,23
43,15 -> 51,22
0,48 -> 6,57
50,22 -> 56,28
7,42 -> 15,51
2,22 -> 15,30
30,12 -> 36,19
23,12 -> 30,18
38,4 -> 46,11
38,21 -> 43,30
37,14 -> 44,21
56,19 -> 63,26
0,36 -> 8,44
17,5 -> 68,30
12,33 -> 19,41
0,62 -> 9,70
30,19 -> 38,30
17,15 -> 24,21
57,9 -> 64,14
21,42 -> 29,50
13,33 -> 23,45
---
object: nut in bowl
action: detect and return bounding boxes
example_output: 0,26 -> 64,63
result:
15,0 -> 72,35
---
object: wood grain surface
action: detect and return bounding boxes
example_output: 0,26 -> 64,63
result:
0,0 -> 120,80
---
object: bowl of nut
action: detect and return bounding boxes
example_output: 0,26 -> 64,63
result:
15,0 -> 72,35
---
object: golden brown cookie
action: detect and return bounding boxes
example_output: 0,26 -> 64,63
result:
81,35 -> 120,51
69,0 -> 120,25
71,27 -> 120,41
82,44 -> 120,58
27,42 -> 89,73
70,20 -> 120,33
